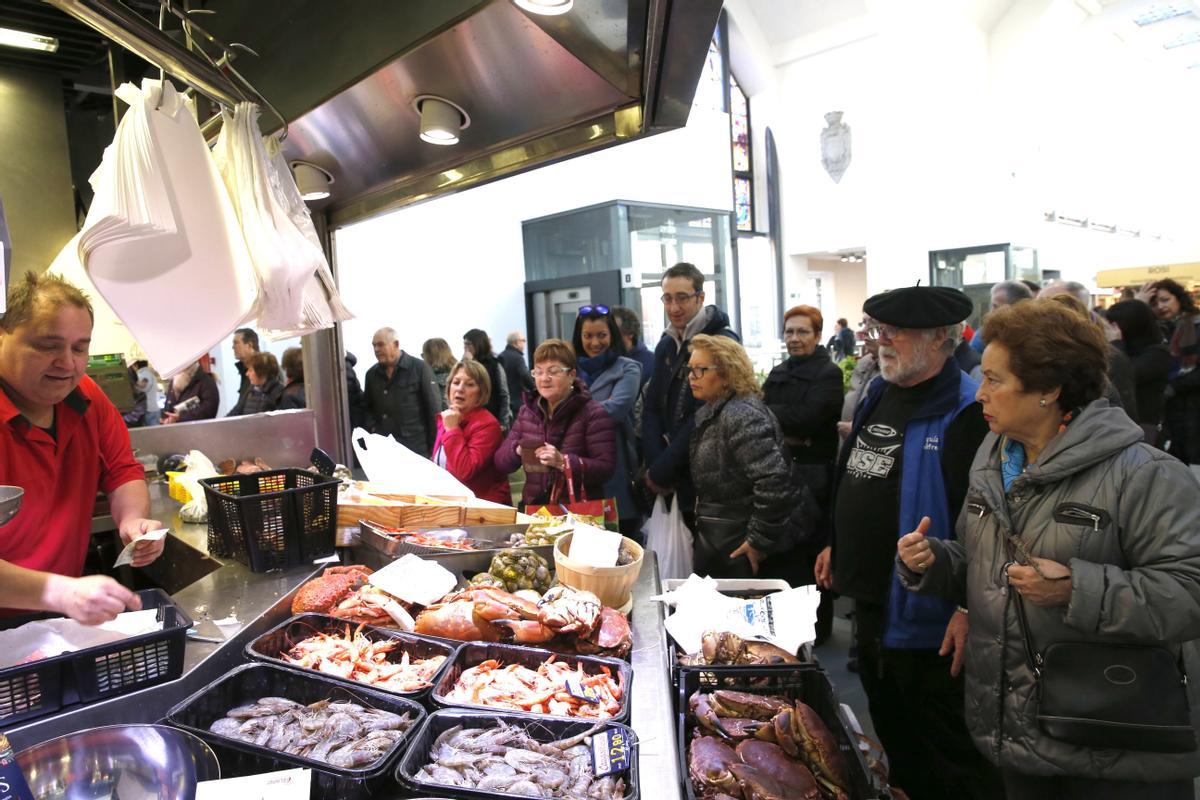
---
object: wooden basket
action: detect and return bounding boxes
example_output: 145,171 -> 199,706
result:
553,533 -> 644,609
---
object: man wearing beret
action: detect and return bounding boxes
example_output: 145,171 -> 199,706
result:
816,286 -> 1002,799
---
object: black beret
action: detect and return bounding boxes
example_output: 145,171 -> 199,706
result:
863,286 -> 973,328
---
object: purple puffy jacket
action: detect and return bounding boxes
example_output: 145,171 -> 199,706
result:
494,379 -> 616,505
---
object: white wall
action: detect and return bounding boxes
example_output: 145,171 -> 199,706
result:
334,109 -> 734,382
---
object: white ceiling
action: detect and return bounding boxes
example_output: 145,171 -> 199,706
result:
742,0 -> 869,46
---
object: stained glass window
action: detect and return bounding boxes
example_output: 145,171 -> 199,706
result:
734,177 -> 752,232
693,37 -> 726,113
730,75 -> 750,173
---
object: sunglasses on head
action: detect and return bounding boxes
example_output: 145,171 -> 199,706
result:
578,305 -> 610,316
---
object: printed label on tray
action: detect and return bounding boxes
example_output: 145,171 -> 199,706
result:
565,674 -> 600,704
590,728 -> 630,777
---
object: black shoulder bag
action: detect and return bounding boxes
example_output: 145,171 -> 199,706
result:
1011,569 -> 1196,753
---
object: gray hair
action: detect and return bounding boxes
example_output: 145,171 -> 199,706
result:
1040,280 -> 1091,307
993,281 -> 1035,306
373,327 -> 398,344
506,331 -> 523,346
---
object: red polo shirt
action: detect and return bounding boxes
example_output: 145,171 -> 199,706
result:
0,375 -> 145,579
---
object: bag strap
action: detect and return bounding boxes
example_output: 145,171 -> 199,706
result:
562,456 -> 578,503
1003,533 -> 1044,678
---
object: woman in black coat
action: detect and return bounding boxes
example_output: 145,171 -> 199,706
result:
463,328 -> 512,430
762,305 -> 844,637
1106,300 -> 1171,435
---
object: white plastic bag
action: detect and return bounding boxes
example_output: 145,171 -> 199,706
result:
351,427 -> 475,498
177,449 -> 218,524
644,496 -> 693,581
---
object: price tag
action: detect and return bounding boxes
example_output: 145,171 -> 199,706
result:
564,674 -> 600,704
590,728 -> 631,777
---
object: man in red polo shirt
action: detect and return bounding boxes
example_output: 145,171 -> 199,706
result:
0,272 -> 165,624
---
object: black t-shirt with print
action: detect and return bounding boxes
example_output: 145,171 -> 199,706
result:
833,380 -> 934,602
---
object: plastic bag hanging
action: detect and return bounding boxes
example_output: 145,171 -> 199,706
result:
79,79 -> 258,378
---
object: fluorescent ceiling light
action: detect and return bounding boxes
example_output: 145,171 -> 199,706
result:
0,26 -> 59,53
1164,30 -> 1200,48
1133,3 -> 1195,26
513,0 -> 574,15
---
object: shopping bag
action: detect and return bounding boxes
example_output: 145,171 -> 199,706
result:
644,496 -> 693,581
524,458 -> 618,530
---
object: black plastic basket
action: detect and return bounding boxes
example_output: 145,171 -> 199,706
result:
201,468 -> 338,572
396,709 -> 639,800
676,665 -> 883,800
0,589 -> 190,726
431,641 -> 632,722
165,663 -> 425,800
245,613 -> 459,704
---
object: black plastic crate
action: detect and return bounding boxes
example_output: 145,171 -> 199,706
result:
0,588 -> 190,726
431,641 -> 632,722
201,468 -> 338,572
165,663 -> 425,800
245,613 -> 459,704
676,665 -> 883,800
396,709 -> 639,800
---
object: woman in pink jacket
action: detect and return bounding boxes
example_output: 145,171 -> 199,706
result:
432,360 -> 512,505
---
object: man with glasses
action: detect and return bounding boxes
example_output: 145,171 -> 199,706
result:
816,286 -> 1001,800
642,262 -> 738,530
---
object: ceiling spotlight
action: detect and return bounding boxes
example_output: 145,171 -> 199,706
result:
290,161 -> 334,202
0,26 -> 59,52
413,95 -> 471,146
513,0 -> 574,15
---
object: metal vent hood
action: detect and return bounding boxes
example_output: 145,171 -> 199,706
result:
46,0 -> 722,229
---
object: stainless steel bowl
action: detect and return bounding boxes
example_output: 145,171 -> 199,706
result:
16,724 -> 220,800
0,485 -> 22,527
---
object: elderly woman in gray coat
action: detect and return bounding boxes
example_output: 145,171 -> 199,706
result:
897,299 -> 1200,800
687,334 -> 804,580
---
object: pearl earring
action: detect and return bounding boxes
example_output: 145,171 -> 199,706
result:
1039,398 -> 1047,407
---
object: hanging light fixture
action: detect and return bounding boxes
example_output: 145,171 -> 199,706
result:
513,0 -> 574,14
290,161 -> 334,202
0,26 -> 59,52
413,95 -> 470,145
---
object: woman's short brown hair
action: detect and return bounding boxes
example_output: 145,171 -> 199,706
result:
982,299 -> 1109,412
783,305 -> 824,337
691,334 -> 761,399
533,338 -> 577,371
281,347 -> 303,383
446,359 -> 492,407
246,352 -> 280,384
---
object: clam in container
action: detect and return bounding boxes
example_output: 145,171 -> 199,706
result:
553,533 -> 643,610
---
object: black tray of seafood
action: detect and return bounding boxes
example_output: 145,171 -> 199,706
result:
397,709 -> 639,800
246,612 -> 459,703
431,641 -> 632,723
165,663 -> 425,800
677,665 -> 883,800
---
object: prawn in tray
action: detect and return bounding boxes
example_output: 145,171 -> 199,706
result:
246,613 -> 458,700
432,642 -> 633,722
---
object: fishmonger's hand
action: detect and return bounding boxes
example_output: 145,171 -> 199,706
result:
44,574 -> 142,625
119,518 -> 166,567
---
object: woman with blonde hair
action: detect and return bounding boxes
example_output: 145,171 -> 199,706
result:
422,338 -> 456,410
432,359 -> 510,504
688,334 -> 807,579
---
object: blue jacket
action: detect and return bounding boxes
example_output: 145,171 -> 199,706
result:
642,305 -> 738,509
584,356 -> 642,520
628,341 -> 655,389
846,359 -> 979,649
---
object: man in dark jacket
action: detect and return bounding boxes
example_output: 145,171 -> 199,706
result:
612,306 -> 655,388
345,351 -> 366,430
364,327 -> 441,457
499,332 -> 534,417
816,286 -> 1002,800
226,327 -> 259,417
642,263 -> 738,523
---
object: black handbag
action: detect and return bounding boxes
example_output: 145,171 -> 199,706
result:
693,501 -> 754,579
1013,590 -> 1196,753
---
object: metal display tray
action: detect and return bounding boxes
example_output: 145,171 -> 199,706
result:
358,519 -> 554,574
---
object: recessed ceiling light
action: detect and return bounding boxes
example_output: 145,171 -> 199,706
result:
0,26 -> 59,53
290,161 -> 334,202
412,95 -> 471,146
513,0 -> 573,15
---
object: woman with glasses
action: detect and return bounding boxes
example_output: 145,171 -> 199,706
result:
462,329 -> 512,429
571,305 -> 644,539
494,338 -> 616,507
432,359 -> 511,504
762,306 -> 844,631
897,299 -> 1200,799
688,334 -> 806,579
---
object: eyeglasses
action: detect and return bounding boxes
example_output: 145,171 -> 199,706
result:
578,305 -> 609,316
661,291 -> 701,306
687,365 -> 718,379
532,365 -> 572,379
865,322 -> 903,340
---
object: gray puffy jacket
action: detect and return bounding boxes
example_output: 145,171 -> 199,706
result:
904,400 -> 1200,780
690,394 -> 800,553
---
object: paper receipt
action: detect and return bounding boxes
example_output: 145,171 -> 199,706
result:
113,528 -> 168,568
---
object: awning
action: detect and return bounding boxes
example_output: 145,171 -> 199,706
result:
1094,262 -> 1200,288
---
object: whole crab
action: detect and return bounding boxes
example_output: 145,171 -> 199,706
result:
735,740 -> 821,800
292,566 -> 372,616
573,606 -> 632,660
414,587 -> 539,643
688,736 -> 739,796
537,585 -> 601,636
682,631 -> 801,667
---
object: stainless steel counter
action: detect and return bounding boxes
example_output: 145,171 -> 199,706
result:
7,505 -> 681,800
